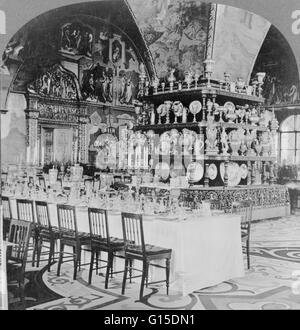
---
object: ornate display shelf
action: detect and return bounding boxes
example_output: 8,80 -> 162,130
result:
136,184 -> 289,221
134,122 -> 269,132
154,154 -> 276,162
143,86 -> 264,105
204,155 -> 276,162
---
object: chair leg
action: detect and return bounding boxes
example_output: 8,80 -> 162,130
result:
18,273 -> 26,310
95,251 -> 99,275
129,259 -> 133,284
36,238 -> 43,268
73,245 -> 81,280
139,260 -> 148,300
145,262 -> 149,288
31,236 -> 37,267
247,239 -> 250,269
57,243 -> 64,276
105,252 -> 113,289
166,258 -> 170,295
48,239 -> 55,272
88,250 -> 95,285
122,257 -> 129,295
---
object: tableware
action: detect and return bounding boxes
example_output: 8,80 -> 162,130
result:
186,161 -> 204,183
155,162 -> 170,181
240,164 -> 249,179
220,162 -> 241,186
208,163 -> 218,181
172,101 -> 184,123
189,101 -> 202,122
160,132 -> 171,155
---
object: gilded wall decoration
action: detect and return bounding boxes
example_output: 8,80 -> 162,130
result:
27,64 -> 81,100
60,22 -> 94,58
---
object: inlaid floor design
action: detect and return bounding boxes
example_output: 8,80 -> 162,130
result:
7,215 -> 300,310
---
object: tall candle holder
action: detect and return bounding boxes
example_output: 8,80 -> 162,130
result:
256,72 -> 266,98
168,69 -> 176,92
203,58 -> 215,88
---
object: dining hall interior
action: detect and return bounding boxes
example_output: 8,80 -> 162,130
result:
1,0 -> 300,311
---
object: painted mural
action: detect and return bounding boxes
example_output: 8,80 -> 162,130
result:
128,0 -> 210,80
2,15 -> 144,107
212,5 -> 270,83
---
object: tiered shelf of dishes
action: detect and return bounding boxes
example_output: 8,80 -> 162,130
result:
128,60 -> 290,220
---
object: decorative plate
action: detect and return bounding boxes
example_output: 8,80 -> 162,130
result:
220,162 -> 241,187
157,103 -> 167,117
240,164 -> 249,179
186,162 -> 204,183
172,101 -> 184,117
155,162 -> 170,181
224,101 -> 236,113
189,101 -> 202,116
208,163 -> 218,181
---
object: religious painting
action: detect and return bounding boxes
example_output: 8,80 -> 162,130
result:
109,35 -> 125,68
94,30 -> 110,63
27,64 -> 80,100
60,22 -> 94,58
117,70 -> 139,105
81,63 -> 114,103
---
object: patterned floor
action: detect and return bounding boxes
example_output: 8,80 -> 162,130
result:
7,215 -> 300,310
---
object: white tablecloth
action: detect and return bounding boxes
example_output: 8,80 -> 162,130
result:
8,197 -> 245,295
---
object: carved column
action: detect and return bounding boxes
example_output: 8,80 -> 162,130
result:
24,109 -> 40,166
78,116 -> 89,164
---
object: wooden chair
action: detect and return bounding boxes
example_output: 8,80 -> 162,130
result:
35,201 -> 60,271
56,204 -> 90,280
6,219 -> 32,309
121,212 -> 172,300
87,208 -> 124,287
1,196 -> 12,240
231,200 -> 253,269
16,199 -> 37,267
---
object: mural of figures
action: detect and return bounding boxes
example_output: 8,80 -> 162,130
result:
112,40 -> 122,64
94,31 -> 110,63
81,63 -> 114,103
28,64 -> 79,100
118,70 -> 139,105
60,22 -> 94,57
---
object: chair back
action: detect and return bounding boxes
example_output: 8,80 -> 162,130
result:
7,219 -> 32,266
35,201 -> 51,230
57,204 -> 78,239
88,208 -> 110,245
231,200 -> 253,227
121,212 -> 145,254
1,196 -> 12,220
16,199 -> 35,223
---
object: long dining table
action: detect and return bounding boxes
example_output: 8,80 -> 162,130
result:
6,196 -> 245,295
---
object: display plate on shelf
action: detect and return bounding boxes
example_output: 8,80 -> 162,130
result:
220,162 -> 241,187
187,161 -> 204,183
240,164 -> 249,179
155,162 -> 170,181
189,101 -> 202,115
208,163 -> 218,181
224,101 -> 235,113
157,103 -> 167,117
173,101 -> 184,117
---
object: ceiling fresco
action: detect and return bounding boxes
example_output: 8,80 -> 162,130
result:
128,0 -> 210,80
1,0 -> 299,107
